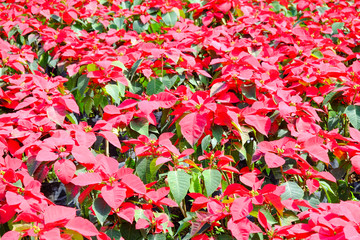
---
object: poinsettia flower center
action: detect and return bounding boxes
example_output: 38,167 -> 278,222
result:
267,229 -> 275,237
84,126 -> 92,132
17,188 -> 24,194
108,176 -> 116,184
32,225 -> 41,234
276,147 -> 284,155
250,190 -> 259,197
58,146 -> 66,152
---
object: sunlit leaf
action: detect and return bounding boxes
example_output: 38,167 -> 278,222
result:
93,197 -> 111,226
345,105 -> 360,129
167,169 -> 191,204
281,181 -> 304,200
202,169 -> 222,197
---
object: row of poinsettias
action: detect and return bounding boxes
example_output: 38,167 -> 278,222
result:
1,0 -> 360,239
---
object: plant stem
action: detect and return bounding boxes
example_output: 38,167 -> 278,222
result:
161,55 -> 164,78
105,139 -> 109,157
180,199 -> 187,218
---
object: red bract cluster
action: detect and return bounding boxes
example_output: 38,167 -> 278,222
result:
1,0 -> 360,239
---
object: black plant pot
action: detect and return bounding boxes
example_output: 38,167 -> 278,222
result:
41,182 -> 78,207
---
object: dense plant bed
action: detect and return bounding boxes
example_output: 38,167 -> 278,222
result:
1,0 -> 360,239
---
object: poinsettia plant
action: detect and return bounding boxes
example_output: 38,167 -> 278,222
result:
1,0 -> 360,239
